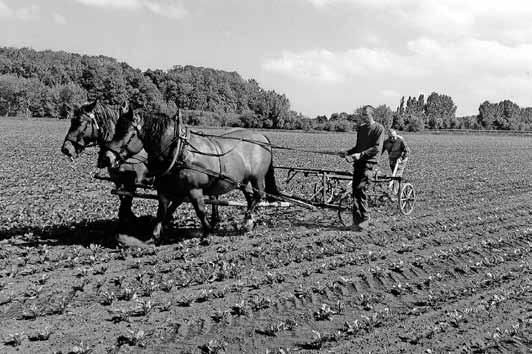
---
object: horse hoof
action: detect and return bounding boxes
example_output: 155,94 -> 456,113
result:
116,234 -> 150,248
243,219 -> 255,232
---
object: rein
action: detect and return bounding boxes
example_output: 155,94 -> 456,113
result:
191,131 -> 340,156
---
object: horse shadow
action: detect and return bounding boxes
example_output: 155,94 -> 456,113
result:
0,216 -> 250,248
0,219 -> 119,247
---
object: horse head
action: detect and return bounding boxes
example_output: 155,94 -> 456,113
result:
100,102 -> 144,169
61,99 -> 101,159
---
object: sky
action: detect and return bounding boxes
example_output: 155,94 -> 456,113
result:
2,0 -> 532,117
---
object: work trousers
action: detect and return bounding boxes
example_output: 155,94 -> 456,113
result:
352,162 -> 375,223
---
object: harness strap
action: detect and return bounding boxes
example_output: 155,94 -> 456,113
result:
159,123 -> 190,177
184,140 -> 238,157
89,113 -> 100,134
209,136 -> 224,176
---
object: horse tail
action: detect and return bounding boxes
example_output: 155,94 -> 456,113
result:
264,137 -> 280,201
265,159 -> 280,201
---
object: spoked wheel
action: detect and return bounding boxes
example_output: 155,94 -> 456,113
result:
398,183 -> 415,215
337,192 -> 354,227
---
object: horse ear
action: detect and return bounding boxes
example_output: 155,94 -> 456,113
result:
85,100 -> 97,112
120,101 -> 129,114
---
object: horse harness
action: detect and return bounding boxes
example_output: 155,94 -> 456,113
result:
160,125 -> 228,179
63,112 -> 102,150
157,120 -> 191,177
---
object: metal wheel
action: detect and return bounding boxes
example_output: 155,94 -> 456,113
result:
311,178 -> 343,204
398,183 -> 415,215
337,192 -> 354,227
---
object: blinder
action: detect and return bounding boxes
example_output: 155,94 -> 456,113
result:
63,112 -> 101,152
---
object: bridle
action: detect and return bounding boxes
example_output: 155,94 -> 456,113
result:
63,112 -> 102,152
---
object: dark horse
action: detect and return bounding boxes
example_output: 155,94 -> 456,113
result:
61,100 -> 152,229
100,104 -> 279,244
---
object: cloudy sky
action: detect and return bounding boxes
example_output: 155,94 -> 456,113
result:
2,0 -> 532,117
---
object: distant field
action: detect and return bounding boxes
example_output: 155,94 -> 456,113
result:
0,118 -> 531,353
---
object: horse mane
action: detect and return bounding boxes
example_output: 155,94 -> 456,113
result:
140,111 -> 177,145
92,102 -> 120,142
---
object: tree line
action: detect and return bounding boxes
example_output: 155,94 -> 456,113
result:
0,47 -> 531,131
314,93 -> 531,132
0,47 -> 297,128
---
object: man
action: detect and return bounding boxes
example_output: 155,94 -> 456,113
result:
338,105 -> 385,230
382,129 -> 409,194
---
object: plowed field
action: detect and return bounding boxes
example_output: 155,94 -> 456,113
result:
0,119 -> 531,354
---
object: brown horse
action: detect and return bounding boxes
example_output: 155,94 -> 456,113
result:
100,104 -> 279,244
61,100 -> 152,228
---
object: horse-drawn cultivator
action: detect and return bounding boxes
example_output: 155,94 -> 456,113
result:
276,166 -> 415,225
95,163 -> 416,227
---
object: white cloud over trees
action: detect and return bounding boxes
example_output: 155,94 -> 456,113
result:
73,0 -> 187,19
264,0 -> 532,114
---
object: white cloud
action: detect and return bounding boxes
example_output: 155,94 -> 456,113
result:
305,0 -> 532,44
264,38 -> 532,114
73,0 -> 187,19
142,1 -> 186,19
263,46 -> 425,82
0,1 -> 12,17
265,38 -> 532,81
74,0 -> 141,9
52,12 -> 67,24
0,2 -> 40,21
15,5 -> 40,21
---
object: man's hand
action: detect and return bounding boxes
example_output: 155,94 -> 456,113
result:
353,153 -> 361,161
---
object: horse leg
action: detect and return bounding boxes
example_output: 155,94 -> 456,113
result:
164,200 -> 182,225
242,179 -> 261,232
152,194 -> 171,245
118,194 -> 135,221
210,196 -> 220,229
117,182 -> 137,231
189,189 -> 212,244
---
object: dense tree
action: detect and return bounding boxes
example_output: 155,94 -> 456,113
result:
397,96 -> 405,115
477,100 -> 532,130
374,105 -> 393,129
425,92 -> 457,129
392,113 -> 405,130
0,47 -> 298,126
404,114 -> 424,132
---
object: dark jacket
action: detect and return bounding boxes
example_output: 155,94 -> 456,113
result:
382,135 -> 409,161
346,122 -> 385,164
